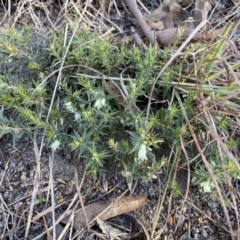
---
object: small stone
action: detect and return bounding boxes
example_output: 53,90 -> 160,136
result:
20,173 -> 27,181
194,212 -> 199,217
27,189 -> 33,195
63,188 -> 72,195
215,214 -> 221,222
183,221 -> 188,230
194,233 -> 200,239
70,180 -> 75,185
168,215 -> 174,226
202,229 -> 208,238
198,217 -> 203,224
206,209 -> 211,218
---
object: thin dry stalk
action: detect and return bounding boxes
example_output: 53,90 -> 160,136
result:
225,176 -> 240,239
49,154 -> 56,239
99,0 -> 111,16
68,214 -> 75,240
222,59 -> 240,85
85,3 -> 122,33
123,0 -> 155,45
33,202 -> 69,222
203,107 -> 240,239
24,132 -> 42,239
32,193 -> 79,240
136,0 -> 150,13
40,3 -> 58,31
0,151 -> 8,187
194,0 -> 211,25
0,0 -> 10,25
227,38 -> 240,59
11,1 -> 26,27
61,0 -> 71,14
0,193 -> 10,239
75,169 -> 90,231
173,136 -> 191,234
13,201 -> 24,239
163,155 -> 181,236
152,148 -> 175,239
57,214 -> 75,240
41,213 -> 51,240
179,95 -> 235,240
32,171 -> 87,239
203,107 -> 240,170
28,4 -> 41,30
112,0 -> 121,16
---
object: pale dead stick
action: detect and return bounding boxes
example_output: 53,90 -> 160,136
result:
146,20 -> 208,123
131,26 -> 147,50
123,0 -> 155,45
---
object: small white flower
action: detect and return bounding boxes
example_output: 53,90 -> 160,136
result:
60,117 -> 64,125
74,111 -> 81,120
200,179 -> 213,192
94,97 -> 106,109
147,172 -> 157,179
121,171 -> 132,177
65,101 -> 74,113
138,143 -> 147,161
50,139 -> 60,151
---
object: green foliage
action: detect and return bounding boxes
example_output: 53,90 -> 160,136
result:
0,23 -> 239,189
170,182 -> 181,197
192,144 -> 240,193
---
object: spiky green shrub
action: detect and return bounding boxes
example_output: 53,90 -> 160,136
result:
0,23 -> 239,189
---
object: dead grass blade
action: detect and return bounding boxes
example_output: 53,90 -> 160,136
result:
0,1 -> 10,25
96,217 -> 128,239
24,132 -> 42,239
75,168 -> 90,231
173,136 -> 191,234
175,92 -> 236,240
49,153 -> 56,239
32,194 -> 79,240
0,193 -> 11,239
151,147 -> 177,239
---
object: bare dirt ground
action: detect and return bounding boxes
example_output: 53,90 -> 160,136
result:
1,134 -> 232,239
0,1 -> 239,239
